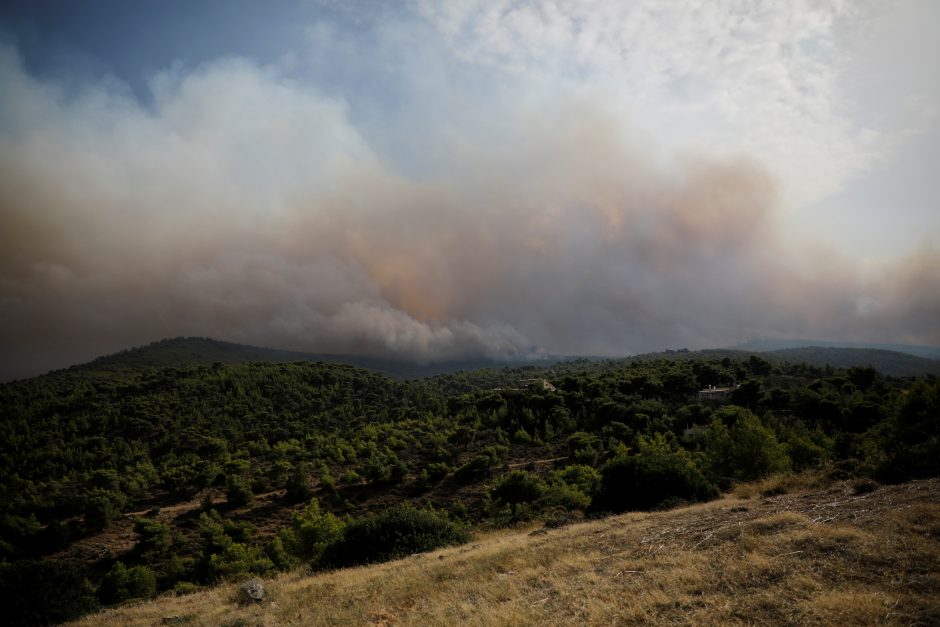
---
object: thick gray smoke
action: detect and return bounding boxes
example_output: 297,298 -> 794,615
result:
0,47 -> 937,380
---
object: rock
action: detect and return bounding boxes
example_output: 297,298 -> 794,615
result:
238,577 -> 265,604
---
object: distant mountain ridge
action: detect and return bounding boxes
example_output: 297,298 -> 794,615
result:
626,346 -> 940,378
76,337 -> 560,379
66,337 -> 940,380
735,338 -> 940,361
761,346 -> 940,377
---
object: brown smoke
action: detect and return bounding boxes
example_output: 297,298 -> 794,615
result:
0,50 -> 937,380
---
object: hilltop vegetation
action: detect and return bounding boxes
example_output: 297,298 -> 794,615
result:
737,338 -> 940,361
630,345 -> 940,378
40,336 -> 940,382
66,337 -> 559,381
764,346 -> 940,377
0,347 -> 938,624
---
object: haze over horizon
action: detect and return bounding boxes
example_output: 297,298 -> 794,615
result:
1,1 -> 938,381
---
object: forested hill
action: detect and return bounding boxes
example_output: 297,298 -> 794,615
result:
1,350 -> 938,624
61,337 -> 940,383
763,346 -> 940,377
737,338 -> 940,360
627,347 -> 940,377
73,337 -> 559,380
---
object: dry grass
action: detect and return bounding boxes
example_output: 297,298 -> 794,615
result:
72,478 -> 940,626
731,470 -> 832,500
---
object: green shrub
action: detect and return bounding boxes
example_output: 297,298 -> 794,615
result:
83,489 -> 127,531
452,454 -> 493,484
162,553 -> 195,586
98,562 -> 157,605
266,535 -> 294,570
593,434 -> 718,513
567,432 -> 601,465
284,462 -> 311,503
550,465 -> 601,497
224,460 -> 254,506
207,543 -> 274,581
539,482 -> 592,511
490,470 -> 545,519
322,504 -> 470,568
424,462 -> 452,483
133,517 -> 171,559
703,408 -> 791,482
339,469 -> 362,485
173,581 -> 201,596
878,380 -> 940,481
784,429 -> 832,471
197,510 -> 233,555
281,498 -> 344,563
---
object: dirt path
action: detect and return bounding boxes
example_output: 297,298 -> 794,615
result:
55,489 -> 288,562
506,456 -> 569,469
123,489 -> 285,518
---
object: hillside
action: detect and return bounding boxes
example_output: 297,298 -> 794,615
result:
1,350 -> 937,624
67,337 -> 561,380
18,336 -> 940,385
72,476 -> 940,626
737,338 -> 940,361
763,346 -> 940,377
629,346 -> 940,377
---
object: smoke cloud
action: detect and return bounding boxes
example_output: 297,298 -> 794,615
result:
0,42 -> 937,380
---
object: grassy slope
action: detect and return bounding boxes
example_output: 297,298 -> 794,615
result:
74,476 -> 940,626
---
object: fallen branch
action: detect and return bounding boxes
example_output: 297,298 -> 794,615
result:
771,550 -> 803,558
614,570 -> 643,577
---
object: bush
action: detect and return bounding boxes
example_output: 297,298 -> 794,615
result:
284,462 -> 311,503
0,560 -> 99,625
83,489 -> 127,531
704,408 -> 791,482
784,430 -> 831,471
567,432 -> 601,465
539,483 -> 591,511
878,380 -> 940,481
162,553 -> 195,586
550,465 -> 601,497
281,498 -> 344,563
207,543 -> 275,581
593,435 -> 718,513
133,518 -> 171,559
322,504 -> 470,568
451,455 -> 493,484
225,460 -> 254,507
425,462 -> 452,483
98,562 -> 157,605
490,470 -> 546,519
173,581 -> 201,596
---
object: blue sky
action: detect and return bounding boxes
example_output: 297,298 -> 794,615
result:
0,1 -> 937,378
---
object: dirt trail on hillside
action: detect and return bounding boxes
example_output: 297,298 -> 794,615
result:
53,489 -> 287,562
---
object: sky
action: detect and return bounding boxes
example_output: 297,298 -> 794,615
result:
0,0 -> 938,380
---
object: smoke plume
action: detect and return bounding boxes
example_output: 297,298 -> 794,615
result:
0,45 -> 937,380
